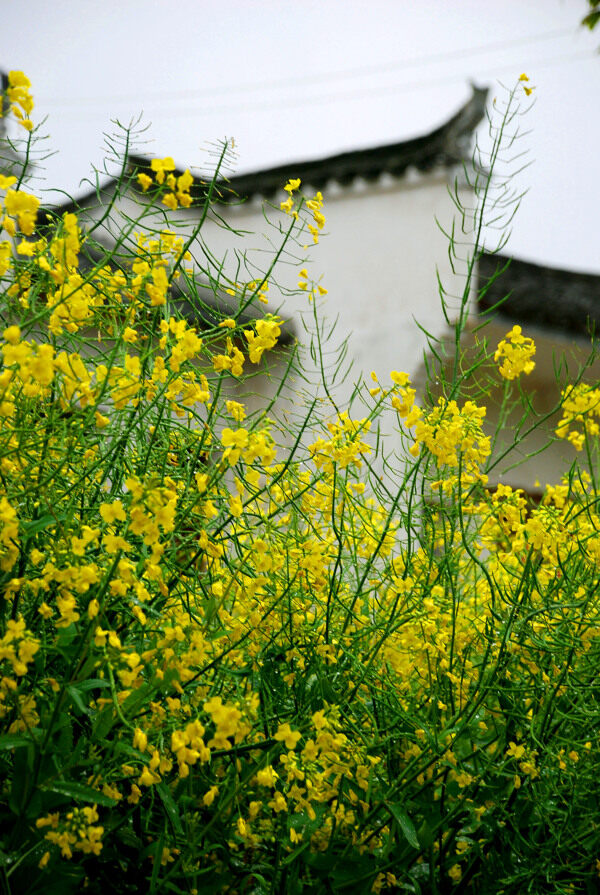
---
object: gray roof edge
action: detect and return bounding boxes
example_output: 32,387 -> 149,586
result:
478,251 -> 600,339
49,84 -> 488,215
196,83 -> 489,198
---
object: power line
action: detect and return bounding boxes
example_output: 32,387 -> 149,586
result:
36,27 -> 573,108
160,50 -> 596,117
39,50 -> 596,121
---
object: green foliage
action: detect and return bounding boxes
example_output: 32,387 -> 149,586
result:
582,0 -> 600,30
1,75 -> 600,895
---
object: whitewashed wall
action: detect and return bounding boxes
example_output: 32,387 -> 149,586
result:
53,165 -> 595,491
75,168 -> 475,464
199,171 -> 470,396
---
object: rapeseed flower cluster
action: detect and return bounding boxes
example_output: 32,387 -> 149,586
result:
281,177 -> 326,243
137,157 -> 194,210
36,806 -> 104,860
555,382 -> 600,450
1,185 -> 40,239
2,74 -> 600,895
494,324 -> 536,379
3,70 -> 34,130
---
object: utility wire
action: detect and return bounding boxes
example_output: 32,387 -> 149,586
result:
39,49 -> 596,121
36,27 -> 574,107
157,50 -> 596,116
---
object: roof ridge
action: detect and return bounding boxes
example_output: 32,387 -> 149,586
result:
50,84 -> 488,214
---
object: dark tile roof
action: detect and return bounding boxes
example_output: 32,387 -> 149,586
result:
42,86 -> 488,342
51,84 -> 488,216
478,252 -> 600,338
168,83 -> 487,199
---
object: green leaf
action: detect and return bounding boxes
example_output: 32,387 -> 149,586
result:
330,857 -> 372,885
305,851 -> 338,872
44,780 -> 117,807
149,829 -> 165,894
121,682 -> 155,719
91,705 -> 116,740
8,746 -> 32,814
21,514 -> 64,537
72,678 -> 111,692
115,827 -> 142,850
582,10 -> 600,29
66,685 -> 91,716
24,788 -> 43,820
0,734 -> 31,751
387,802 -> 419,849
157,782 -> 184,836
280,838 -> 311,867
55,719 -> 74,757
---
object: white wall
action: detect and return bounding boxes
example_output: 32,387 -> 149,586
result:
197,171 -> 470,391
76,168 -> 476,464
58,171 -> 593,491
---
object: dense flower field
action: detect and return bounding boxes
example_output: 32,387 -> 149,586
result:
1,73 -> 600,894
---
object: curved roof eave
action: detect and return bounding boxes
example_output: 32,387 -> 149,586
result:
478,252 -> 600,339
51,84 -> 488,215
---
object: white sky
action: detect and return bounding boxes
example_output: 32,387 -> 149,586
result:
2,0 -> 599,271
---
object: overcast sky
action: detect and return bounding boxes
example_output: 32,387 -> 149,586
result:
2,0 -> 598,271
